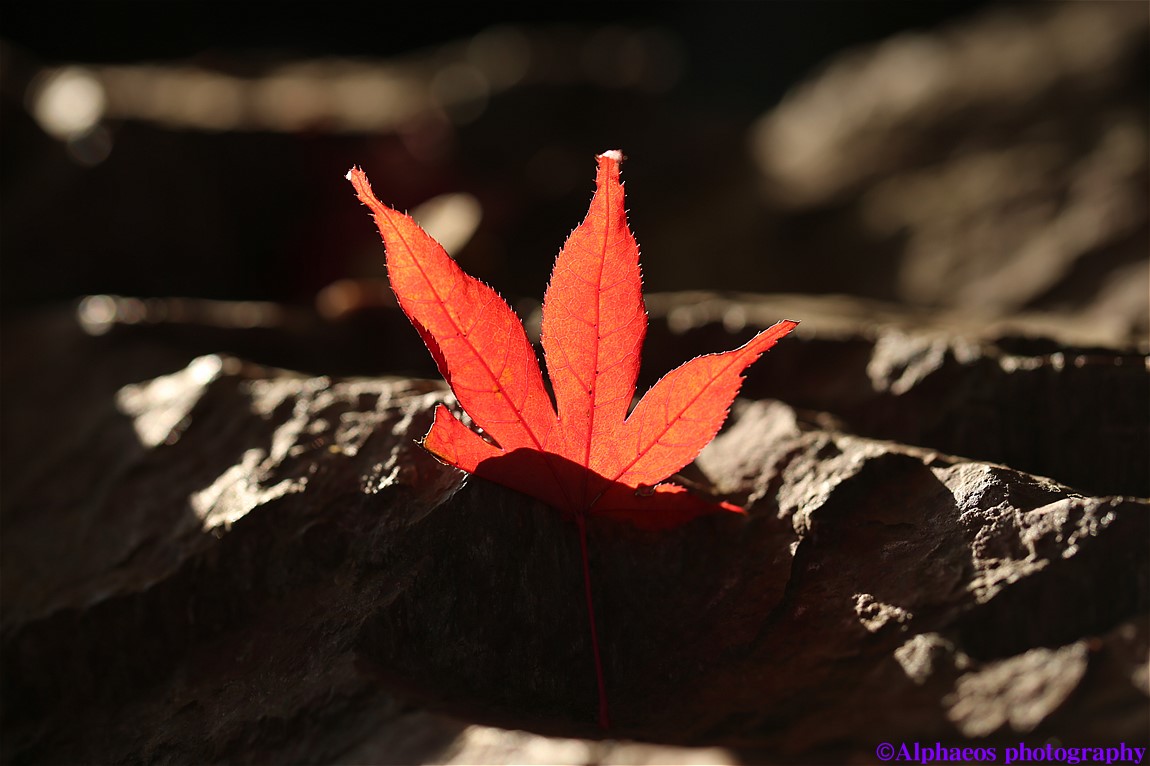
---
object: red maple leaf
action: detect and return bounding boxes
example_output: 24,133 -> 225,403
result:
348,151 -> 796,729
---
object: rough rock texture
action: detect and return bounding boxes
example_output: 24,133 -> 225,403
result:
1,297 -> 1146,764
3,3 -> 1148,761
641,292 -> 1149,500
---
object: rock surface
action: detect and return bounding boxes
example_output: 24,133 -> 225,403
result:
641,292 -> 1149,499
749,1 -> 1149,332
1,297 -> 1146,763
3,3 -> 1148,761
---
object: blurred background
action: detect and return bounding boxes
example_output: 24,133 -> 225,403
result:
1,1 -> 1146,341
3,6 -> 1148,758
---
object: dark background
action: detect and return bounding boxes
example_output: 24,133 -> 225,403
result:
2,7 -> 1147,760
1,1 -> 995,312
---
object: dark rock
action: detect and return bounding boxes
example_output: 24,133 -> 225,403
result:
2,305 -> 1145,763
750,2 -> 1149,332
642,291 -> 1150,499
5,1 -> 1147,760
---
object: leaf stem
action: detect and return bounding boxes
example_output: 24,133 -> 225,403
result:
575,511 -> 610,730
